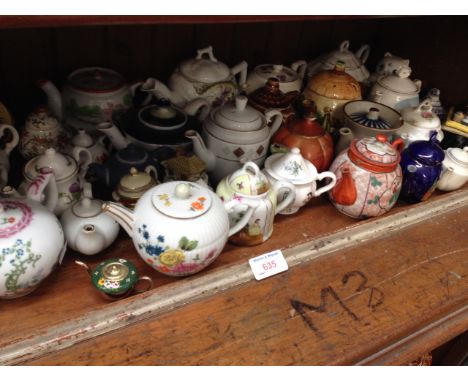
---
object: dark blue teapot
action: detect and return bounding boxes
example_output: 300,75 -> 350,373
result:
400,131 -> 445,203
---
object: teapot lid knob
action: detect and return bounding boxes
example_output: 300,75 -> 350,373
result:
273,64 -> 283,72
235,96 -> 248,111
375,134 -> 388,143
174,183 -> 191,199
367,107 -> 380,121
334,60 -> 346,72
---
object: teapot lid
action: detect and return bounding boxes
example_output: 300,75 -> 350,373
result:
138,100 -> 187,131
378,66 -> 420,94
24,148 -> 77,181
91,258 -> 139,295
227,162 -> 270,195
401,99 -> 441,130
349,135 -> 403,172
152,181 -> 212,219
249,78 -> 298,109
179,46 -> 230,83
213,96 -> 264,132
68,67 -> 126,93
72,129 -> 94,148
407,131 -> 445,165
26,106 -> 60,132
306,61 -> 362,100
264,147 -> 317,184
118,167 -> 157,196
0,198 -> 34,239
254,64 -> 299,83
447,147 -> 468,167
349,107 -> 393,130
72,197 -> 103,218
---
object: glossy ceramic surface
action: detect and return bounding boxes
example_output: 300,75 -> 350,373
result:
0,124 -> 19,188
437,147 -> 468,191
369,52 -> 410,84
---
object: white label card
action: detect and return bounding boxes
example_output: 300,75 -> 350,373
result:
249,249 -> 288,281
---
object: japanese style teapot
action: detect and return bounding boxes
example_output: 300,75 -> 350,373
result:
141,46 -> 248,110
329,135 -> 404,219
0,169 -> 66,299
102,181 -> 258,276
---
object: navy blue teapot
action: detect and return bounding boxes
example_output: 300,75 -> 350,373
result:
399,131 -> 445,203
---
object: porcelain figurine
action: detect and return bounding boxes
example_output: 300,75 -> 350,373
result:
271,100 -> 334,172
399,99 -> 444,148
75,258 -> 153,300
39,67 -> 144,126
369,52 -> 410,84
437,147 -> 468,191
112,167 -> 159,209
328,135 -> 404,219
0,169 -> 66,299
335,100 -> 403,153
0,124 -> 19,188
368,65 -> 421,111
307,40 -> 371,83
303,61 -> 362,126
97,98 -> 208,153
87,140 -> 164,190
19,106 -> 70,160
60,196 -> 120,256
68,128 -> 110,165
216,162 -> 296,246
245,61 -> 307,94
20,148 -> 91,216
141,46 -> 248,110
424,88 -> 446,122
185,95 -> 283,185
399,131 -> 445,203
248,77 -> 299,124
263,147 -> 336,215
103,181 -> 258,276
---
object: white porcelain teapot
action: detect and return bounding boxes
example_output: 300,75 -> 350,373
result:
102,181 -> 258,276
263,147 -> 337,215
437,147 -> 468,192
142,46 -> 248,111
0,169 -> 66,299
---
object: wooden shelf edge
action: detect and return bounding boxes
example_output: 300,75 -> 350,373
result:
1,188 -> 467,365
0,15 -> 396,29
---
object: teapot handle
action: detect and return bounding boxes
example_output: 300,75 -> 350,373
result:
355,44 -> 371,64
72,146 -> 93,181
132,276 -> 153,294
26,167 -> 59,212
272,180 -> 296,215
196,46 -> 218,62
230,60 -> 248,87
224,197 -> 259,237
314,171 -> 337,197
144,165 -> 158,180
290,60 -> 307,80
0,124 -> 19,154
339,40 -> 350,52
265,109 -> 284,138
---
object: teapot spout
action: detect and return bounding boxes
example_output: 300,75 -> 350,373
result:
102,201 -> 135,237
335,127 -> 354,154
184,130 -> 216,172
141,78 -> 186,107
38,79 -> 63,121
97,122 -> 129,150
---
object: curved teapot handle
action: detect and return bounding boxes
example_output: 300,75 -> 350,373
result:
272,180 -> 296,215
184,98 -> 211,121
230,60 -> 248,87
196,46 -> 218,62
290,60 -> 307,80
0,124 -> 19,154
72,146 -> 93,181
224,197 -> 259,237
265,109 -> 284,138
26,167 -> 59,212
355,44 -> 371,64
314,171 -> 337,197
132,276 -> 153,294
129,81 -> 153,107
144,165 -> 158,180
339,40 -> 350,52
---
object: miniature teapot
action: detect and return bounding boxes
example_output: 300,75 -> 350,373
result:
424,88 -> 446,122
368,65 -> 421,111
61,195 -> 120,256
399,131 -> 445,203
75,258 -> 153,300
39,67 -> 144,125
20,148 -> 92,216
437,147 -> 468,191
0,124 -> 19,188
329,135 -> 404,219
245,61 -> 307,94
141,46 -> 248,110
112,167 -> 159,209
216,162 -> 296,246
102,181 -> 258,276
185,95 -> 283,185
0,169 -> 66,299
307,40 -> 371,83
263,147 -> 337,215
368,52 -> 410,84
335,100 -> 403,153
271,100 -> 334,172
399,99 -> 444,148
68,128 -> 110,165
19,106 -> 70,160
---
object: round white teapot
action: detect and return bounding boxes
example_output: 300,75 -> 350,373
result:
437,147 -> 468,192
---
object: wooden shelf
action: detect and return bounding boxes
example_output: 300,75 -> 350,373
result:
0,187 -> 467,365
